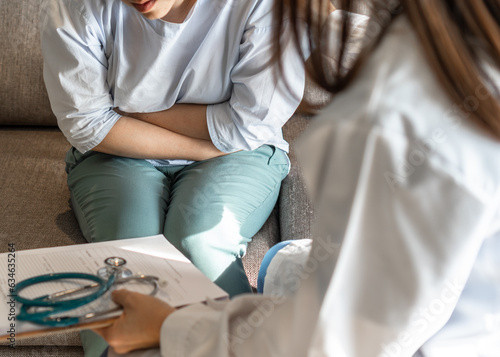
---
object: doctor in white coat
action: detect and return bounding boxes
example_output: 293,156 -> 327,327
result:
94,0 -> 500,356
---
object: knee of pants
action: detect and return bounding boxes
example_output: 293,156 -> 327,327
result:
165,223 -> 248,262
163,215 -> 250,285
71,193 -> 167,243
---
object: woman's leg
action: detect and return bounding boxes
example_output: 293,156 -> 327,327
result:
163,145 -> 290,297
66,148 -> 171,243
65,148 -> 171,357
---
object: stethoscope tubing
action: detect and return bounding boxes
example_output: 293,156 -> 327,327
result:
14,272 -> 115,327
14,272 -> 113,306
13,271 -> 160,327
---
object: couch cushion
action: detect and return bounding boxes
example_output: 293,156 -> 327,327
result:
280,113 -> 316,241
0,127 -> 84,348
0,1 -> 56,126
0,127 -> 85,248
242,204 -> 280,289
0,346 -> 84,356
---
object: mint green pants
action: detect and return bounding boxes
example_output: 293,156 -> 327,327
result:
65,145 -> 289,357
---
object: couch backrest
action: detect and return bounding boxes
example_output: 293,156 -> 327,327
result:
0,0 -> 57,126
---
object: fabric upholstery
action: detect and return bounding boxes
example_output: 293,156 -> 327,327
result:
0,1 -> 57,126
0,128 -> 84,349
0,128 -> 84,248
280,114 -> 316,241
0,346 -> 84,356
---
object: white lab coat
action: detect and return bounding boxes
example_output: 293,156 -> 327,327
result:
111,14 -> 500,357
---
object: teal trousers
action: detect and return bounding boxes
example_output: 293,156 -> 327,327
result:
65,145 -> 289,357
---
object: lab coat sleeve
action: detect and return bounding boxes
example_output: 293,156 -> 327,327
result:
206,2 -> 305,153
40,0 -> 121,154
160,294 -> 304,357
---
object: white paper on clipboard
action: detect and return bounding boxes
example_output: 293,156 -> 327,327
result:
0,235 -> 228,340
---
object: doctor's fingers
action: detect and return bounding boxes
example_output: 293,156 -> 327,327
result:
111,289 -> 175,313
110,288 -> 139,307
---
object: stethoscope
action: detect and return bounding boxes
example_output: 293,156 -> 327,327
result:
13,257 -> 160,327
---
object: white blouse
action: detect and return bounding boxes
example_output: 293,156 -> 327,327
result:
40,0 -> 304,165
154,16 -> 500,357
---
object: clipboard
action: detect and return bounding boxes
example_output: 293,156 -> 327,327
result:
0,235 -> 228,343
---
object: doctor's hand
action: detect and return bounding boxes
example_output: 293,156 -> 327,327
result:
93,289 -> 175,354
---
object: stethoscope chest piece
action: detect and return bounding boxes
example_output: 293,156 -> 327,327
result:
98,256 -> 133,279
105,256 -> 127,267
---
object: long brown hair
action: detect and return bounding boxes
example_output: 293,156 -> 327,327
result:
275,0 -> 500,138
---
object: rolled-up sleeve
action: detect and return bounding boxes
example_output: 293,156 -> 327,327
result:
40,0 -> 121,154
206,6 -> 305,153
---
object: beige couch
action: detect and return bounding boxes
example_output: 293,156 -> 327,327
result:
0,1 -> 323,355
